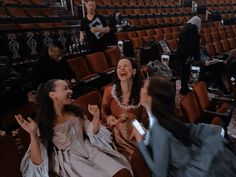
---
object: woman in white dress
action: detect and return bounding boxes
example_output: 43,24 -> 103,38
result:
15,79 -> 132,177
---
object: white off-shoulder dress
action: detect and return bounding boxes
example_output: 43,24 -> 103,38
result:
20,118 -> 132,177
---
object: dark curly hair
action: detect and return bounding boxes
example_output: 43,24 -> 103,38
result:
113,57 -> 144,106
35,79 -> 84,169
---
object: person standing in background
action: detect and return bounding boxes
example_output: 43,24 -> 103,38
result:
80,0 -> 110,53
178,16 -> 201,94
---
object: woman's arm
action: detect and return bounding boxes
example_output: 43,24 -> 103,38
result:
101,87 -> 118,127
101,87 -> 113,123
80,31 -> 85,43
15,115 -> 43,165
137,126 -> 169,177
88,105 -> 100,134
29,133 -> 43,164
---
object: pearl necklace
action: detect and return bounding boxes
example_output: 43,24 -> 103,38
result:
111,85 -> 141,110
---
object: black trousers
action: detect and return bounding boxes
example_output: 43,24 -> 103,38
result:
181,58 -> 191,89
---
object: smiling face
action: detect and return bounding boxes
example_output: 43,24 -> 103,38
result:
117,59 -> 136,81
49,80 -> 73,105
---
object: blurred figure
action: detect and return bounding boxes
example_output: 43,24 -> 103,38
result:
0,56 -> 27,113
198,47 -> 230,95
109,10 -> 131,33
225,48 -> 236,79
80,0 -> 110,53
109,11 -> 123,31
134,76 -> 236,177
32,40 -> 96,98
101,57 -> 151,176
108,10 -> 124,45
15,79 -> 132,177
178,16 -> 201,94
32,40 -> 74,89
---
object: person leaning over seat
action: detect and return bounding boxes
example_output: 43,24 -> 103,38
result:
80,0 -> 110,53
134,76 -> 236,177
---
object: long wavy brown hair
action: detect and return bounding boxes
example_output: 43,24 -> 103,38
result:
113,57 -> 144,106
35,79 -> 84,170
147,76 -> 191,146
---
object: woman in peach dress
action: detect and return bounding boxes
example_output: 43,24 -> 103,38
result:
101,58 -> 151,177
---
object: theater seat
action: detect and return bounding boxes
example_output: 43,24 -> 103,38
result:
73,90 -> 102,120
180,92 -> 223,126
67,56 -> 100,82
0,135 -> 22,177
104,47 -> 121,67
85,52 -> 115,74
193,81 -> 233,127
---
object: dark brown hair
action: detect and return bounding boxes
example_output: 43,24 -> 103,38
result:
35,79 -> 84,169
113,57 -> 144,106
148,76 -> 191,146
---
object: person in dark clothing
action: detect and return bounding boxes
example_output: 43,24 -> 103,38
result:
109,11 -> 123,31
107,10 -> 123,45
225,48 -> 236,79
109,11 -> 131,33
178,16 -> 201,94
80,0 -> 110,53
199,47 -> 230,96
32,40 -> 74,89
32,40 -> 96,98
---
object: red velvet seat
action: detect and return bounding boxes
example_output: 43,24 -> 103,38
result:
73,90 -> 102,120
104,47 -> 121,67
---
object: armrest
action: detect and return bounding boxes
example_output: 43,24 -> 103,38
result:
203,109 -> 230,119
170,76 -> 178,82
82,75 -> 101,83
212,97 -> 235,103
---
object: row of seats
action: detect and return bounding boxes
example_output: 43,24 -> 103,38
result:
115,24 -> 235,52
75,0 -> 179,7
201,24 -> 236,42
0,22 -> 75,31
115,26 -> 181,50
67,47 -> 120,84
0,6 -> 75,24
196,0 -> 236,6
2,0 -> 47,6
181,81 -> 232,125
205,38 -> 236,56
202,29 -> 236,44
97,7 -> 192,16
0,7 -> 58,18
202,25 -> 235,34
208,5 -> 236,12
221,13 -> 236,20
128,15 -> 190,29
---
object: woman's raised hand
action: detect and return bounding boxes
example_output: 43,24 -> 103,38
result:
88,104 -> 100,118
15,114 -> 38,136
107,115 -> 119,126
